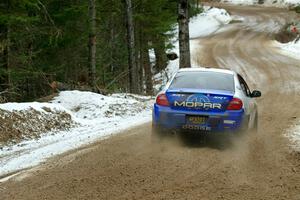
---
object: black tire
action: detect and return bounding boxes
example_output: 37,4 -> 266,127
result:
238,116 -> 250,135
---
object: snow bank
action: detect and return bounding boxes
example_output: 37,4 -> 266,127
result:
52,91 -> 152,123
154,6 -> 232,91
264,0 -> 300,7
0,102 -> 68,113
275,38 -> 300,59
0,91 -> 153,177
221,0 -> 300,7
189,7 -> 232,38
222,0 -> 257,5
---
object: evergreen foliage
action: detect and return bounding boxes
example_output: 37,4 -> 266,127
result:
295,5 -> 300,13
0,0 -> 202,101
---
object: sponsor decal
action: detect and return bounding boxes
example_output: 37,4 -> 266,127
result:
213,96 -> 228,100
174,94 -> 222,109
186,93 -> 210,103
174,101 -> 222,109
171,94 -> 186,97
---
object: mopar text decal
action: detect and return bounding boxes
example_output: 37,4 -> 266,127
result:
174,101 -> 222,109
173,93 -> 223,109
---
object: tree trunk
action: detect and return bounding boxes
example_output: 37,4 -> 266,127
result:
178,0 -> 191,68
137,50 -> 143,93
142,43 -> 153,95
153,46 -> 167,72
6,24 -> 11,92
137,21 -> 144,93
88,0 -> 97,89
124,0 -> 140,94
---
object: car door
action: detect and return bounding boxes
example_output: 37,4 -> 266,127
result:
237,74 -> 257,128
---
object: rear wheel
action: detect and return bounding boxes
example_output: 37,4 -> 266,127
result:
238,116 -> 250,135
151,124 -> 166,143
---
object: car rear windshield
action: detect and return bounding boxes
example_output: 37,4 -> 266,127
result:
169,71 -> 235,92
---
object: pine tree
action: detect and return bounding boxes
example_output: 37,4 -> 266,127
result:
0,0 -> 201,101
124,0 -> 140,94
88,0 -> 96,89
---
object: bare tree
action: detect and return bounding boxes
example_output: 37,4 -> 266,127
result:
178,0 -> 191,68
124,0 -> 140,94
88,0 -> 97,89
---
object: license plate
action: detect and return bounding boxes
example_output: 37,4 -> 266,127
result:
182,124 -> 211,131
187,116 -> 207,125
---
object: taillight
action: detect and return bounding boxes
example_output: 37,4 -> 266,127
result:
156,93 -> 169,106
227,98 -> 243,110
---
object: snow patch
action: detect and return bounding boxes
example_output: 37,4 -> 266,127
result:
221,0 -> 300,7
286,121 -> 300,151
274,38 -> 300,59
0,91 -> 153,177
0,102 -> 69,114
264,0 -> 300,7
189,7 -> 232,38
52,91 -> 152,123
222,0 -> 258,5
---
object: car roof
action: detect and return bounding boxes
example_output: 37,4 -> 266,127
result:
177,67 -> 235,75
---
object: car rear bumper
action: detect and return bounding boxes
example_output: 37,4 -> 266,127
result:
153,104 -> 245,132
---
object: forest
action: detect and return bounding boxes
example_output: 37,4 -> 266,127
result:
0,0 -> 202,102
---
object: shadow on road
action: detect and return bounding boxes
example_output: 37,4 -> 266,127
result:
177,133 -> 236,150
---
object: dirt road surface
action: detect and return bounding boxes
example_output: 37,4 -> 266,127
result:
1,5 -> 300,200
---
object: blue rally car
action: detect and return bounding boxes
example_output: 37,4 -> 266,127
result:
152,68 -> 261,137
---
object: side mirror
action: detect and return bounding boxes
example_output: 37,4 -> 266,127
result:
251,90 -> 261,98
